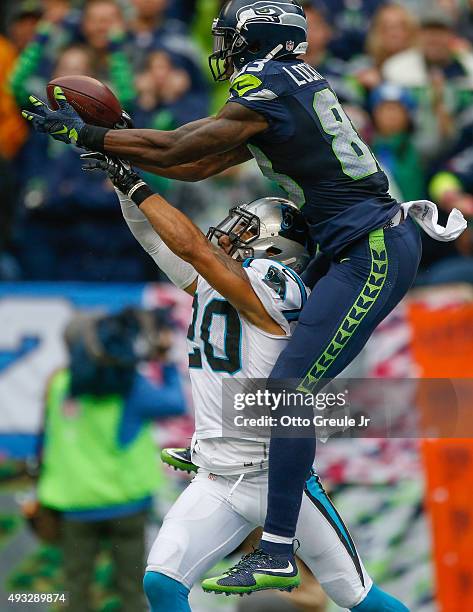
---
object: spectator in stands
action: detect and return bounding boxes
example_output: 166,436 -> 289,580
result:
127,0 -> 208,113
129,0 -> 186,45
37,308 -> 186,612
317,0 -> 387,61
6,0 -> 43,53
10,2 -> 149,281
13,55 -> 150,282
303,1 -> 333,69
352,3 -> 419,95
132,48 -> 209,194
456,0 -> 473,43
370,83 -> 425,202
9,0 -> 134,108
303,2 -> 360,104
382,8 -> 473,159
423,119 -> 473,284
80,0 -> 133,104
134,49 -> 207,129
0,2 -> 41,279
1,12 -> 31,158
165,0 -> 199,26
81,0 -> 124,51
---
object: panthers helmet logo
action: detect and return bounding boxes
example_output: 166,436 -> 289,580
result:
281,209 -> 294,230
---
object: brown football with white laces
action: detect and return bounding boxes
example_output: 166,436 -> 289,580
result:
46,75 -> 122,128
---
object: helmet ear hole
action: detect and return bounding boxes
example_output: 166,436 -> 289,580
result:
248,41 -> 261,53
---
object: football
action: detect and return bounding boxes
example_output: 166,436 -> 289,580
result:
46,75 -> 122,128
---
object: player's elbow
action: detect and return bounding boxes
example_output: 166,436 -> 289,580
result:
153,155 -> 176,169
183,167 -> 214,182
173,241 -> 199,263
185,168 -> 208,182
145,131 -> 181,168
178,240 -> 213,266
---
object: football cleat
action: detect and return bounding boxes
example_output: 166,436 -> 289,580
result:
160,447 -> 197,474
201,549 -> 300,596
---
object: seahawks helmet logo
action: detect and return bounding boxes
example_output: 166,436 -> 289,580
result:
236,2 -> 307,31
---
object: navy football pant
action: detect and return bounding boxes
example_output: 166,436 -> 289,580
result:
264,218 -> 422,540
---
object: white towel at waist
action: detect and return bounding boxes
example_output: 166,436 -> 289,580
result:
402,200 -> 467,242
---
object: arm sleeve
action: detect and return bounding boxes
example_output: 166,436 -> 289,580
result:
117,189 -> 198,289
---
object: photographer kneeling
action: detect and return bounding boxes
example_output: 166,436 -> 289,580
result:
36,307 -> 186,612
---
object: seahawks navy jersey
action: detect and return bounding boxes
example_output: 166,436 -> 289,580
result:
228,58 -> 400,256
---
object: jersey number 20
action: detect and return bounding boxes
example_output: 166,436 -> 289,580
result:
313,88 -> 378,180
187,296 -> 242,374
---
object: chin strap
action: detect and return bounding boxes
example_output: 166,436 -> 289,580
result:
265,44 -> 284,60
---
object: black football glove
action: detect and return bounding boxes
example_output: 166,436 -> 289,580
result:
115,110 -> 134,129
81,152 -> 153,205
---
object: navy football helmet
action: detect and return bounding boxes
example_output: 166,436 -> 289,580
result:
209,0 -> 308,81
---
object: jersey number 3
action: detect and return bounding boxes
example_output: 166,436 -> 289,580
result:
313,88 -> 378,180
187,296 -> 242,374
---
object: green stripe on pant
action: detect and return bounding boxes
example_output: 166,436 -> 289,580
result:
298,228 -> 388,393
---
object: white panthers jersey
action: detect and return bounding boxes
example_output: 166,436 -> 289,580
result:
187,258 -> 309,474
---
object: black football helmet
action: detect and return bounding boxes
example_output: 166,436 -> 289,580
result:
209,0 -> 308,81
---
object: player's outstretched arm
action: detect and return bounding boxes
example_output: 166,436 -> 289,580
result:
139,194 -> 282,335
134,145 -> 252,182
117,190 -> 198,294
23,86 -> 266,171
82,153 -> 283,335
98,103 -> 267,168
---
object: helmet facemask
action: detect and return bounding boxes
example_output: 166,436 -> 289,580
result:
209,21 -> 248,81
207,200 -> 310,274
207,207 -> 260,259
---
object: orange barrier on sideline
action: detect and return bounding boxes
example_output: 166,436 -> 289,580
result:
408,301 -> 473,611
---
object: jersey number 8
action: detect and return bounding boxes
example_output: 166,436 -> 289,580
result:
313,88 -> 378,181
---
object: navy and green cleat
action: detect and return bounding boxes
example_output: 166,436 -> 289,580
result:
201,549 -> 300,596
160,447 -> 197,474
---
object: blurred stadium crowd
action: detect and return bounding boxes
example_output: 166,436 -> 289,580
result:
0,0 -> 472,283
1,3 -> 473,611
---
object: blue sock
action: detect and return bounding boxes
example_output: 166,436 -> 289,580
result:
262,435 -> 316,542
260,539 -> 294,558
143,571 -> 191,612
262,375 -> 316,549
352,584 -> 410,612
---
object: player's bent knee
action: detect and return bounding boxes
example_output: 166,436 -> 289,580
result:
352,584 -> 409,612
143,571 -> 190,612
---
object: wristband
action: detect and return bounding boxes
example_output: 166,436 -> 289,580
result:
80,125 -> 109,151
128,182 -> 154,206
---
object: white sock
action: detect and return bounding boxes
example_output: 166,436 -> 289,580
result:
261,532 -> 293,545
